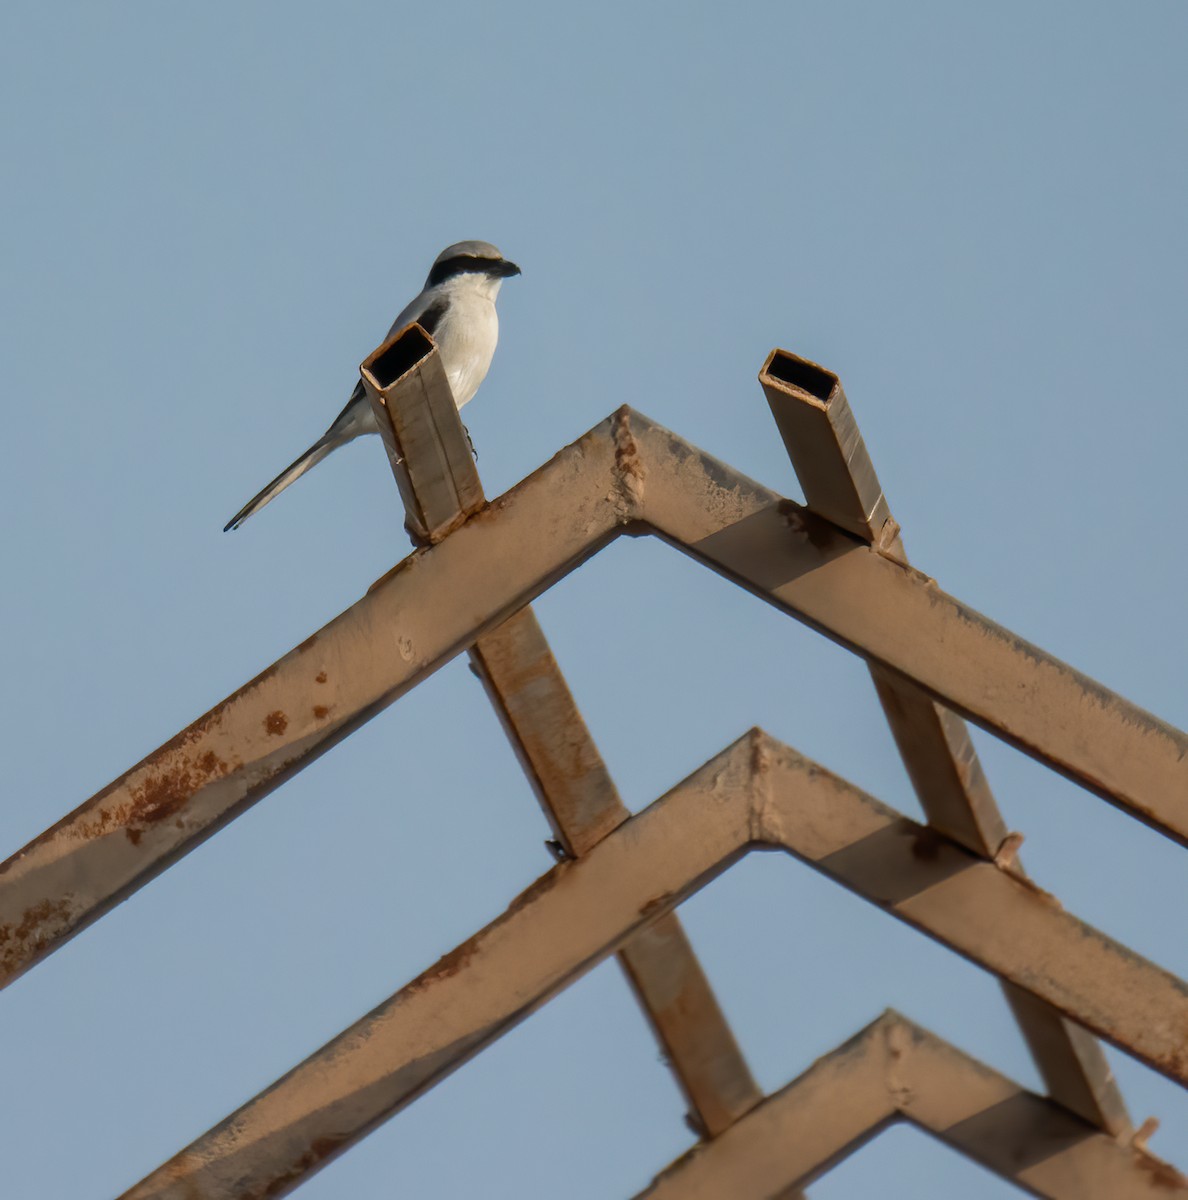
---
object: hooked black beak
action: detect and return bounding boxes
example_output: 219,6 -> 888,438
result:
496,258 -> 522,278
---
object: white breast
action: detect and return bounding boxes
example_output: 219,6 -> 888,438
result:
433,286 -> 500,410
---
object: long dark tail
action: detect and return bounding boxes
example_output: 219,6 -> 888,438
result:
223,435 -> 338,531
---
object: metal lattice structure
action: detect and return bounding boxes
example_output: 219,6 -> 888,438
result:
2,327 -> 1185,1198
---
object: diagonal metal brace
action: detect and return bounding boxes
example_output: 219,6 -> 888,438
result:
760,348 -> 1131,1134
360,326 -> 762,1138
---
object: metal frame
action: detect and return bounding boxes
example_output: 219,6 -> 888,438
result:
3,326 -> 1184,1197
760,349 -> 1128,1132
117,732 -> 1186,1199
638,1012 -> 1185,1199
359,327 -> 762,1138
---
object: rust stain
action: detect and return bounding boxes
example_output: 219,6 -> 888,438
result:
504,867 -> 567,918
0,896 -> 73,977
70,746 -> 235,849
121,750 -> 232,840
264,711 -> 289,736
613,408 -> 646,508
296,633 -> 320,654
639,890 -> 676,920
366,552 -> 421,594
312,705 -> 330,720
1134,1149 -> 1188,1190
315,671 -> 328,684
258,1134 -> 347,1198
405,938 -> 483,996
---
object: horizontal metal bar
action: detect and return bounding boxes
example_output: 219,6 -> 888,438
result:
761,348 -> 1129,1134
637,1012 -> 1185,1199
5,409 -> 1184,989
119,732 -> 1188,1199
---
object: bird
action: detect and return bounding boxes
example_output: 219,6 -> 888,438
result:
224,240 -> 521,531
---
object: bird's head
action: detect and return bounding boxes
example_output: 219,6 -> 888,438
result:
425,241 -> 521,296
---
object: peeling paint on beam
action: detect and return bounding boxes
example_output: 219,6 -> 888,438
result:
119,734 -> 1188,1200
637,1013 -> 1185,1199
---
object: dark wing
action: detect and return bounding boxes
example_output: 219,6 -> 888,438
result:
415,297 -> 448,336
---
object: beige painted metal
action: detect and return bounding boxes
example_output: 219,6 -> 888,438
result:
634,415 -> 1188,841
759,349 -> 897,548
363,331 -> 761,1138
4,409 -> 1186,990
761,348 -> 1129,1133
469,610 -> 627,856
638,1013 -> 1185,1199
0,413 -> 629,989
469,611 -> 762,1136
359,323 -> 485,542
118,732 -> 1188,1200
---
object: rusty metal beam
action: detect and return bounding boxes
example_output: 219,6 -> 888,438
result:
359,324 -> 485,543
632,414 -> 1188,843
760,348 -> 1000,853
760,350 -> 899,549
117,740 -> 756,1200
0,412 -> 632,990
761,348 -> 1129,1134
754,732 -> 1188,1085
363,328 -> 761,1137
468,609 -> 626,857
637,1012 -> 1185,1199
469,611 -> 763,1136
118,733 -> 1188,1200
5,409 -> 1185,990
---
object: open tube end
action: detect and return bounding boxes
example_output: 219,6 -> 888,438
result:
361,323 -> 436,391
761,349 -> 839,405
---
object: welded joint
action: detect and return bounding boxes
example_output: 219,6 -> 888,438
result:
993,831 -> 1026,874
1132,1116 -> 1160,1152
872,1016 -> 1181,1185
746,728 -> 783,845
874,515 -> 907,564
611,407 -> 647,520
880,1012 -> 917,1112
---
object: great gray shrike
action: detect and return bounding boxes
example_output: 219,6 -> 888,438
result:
224,240 -> 520,531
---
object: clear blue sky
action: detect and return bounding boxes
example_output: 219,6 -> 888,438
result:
2,3 -> 1185,1196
